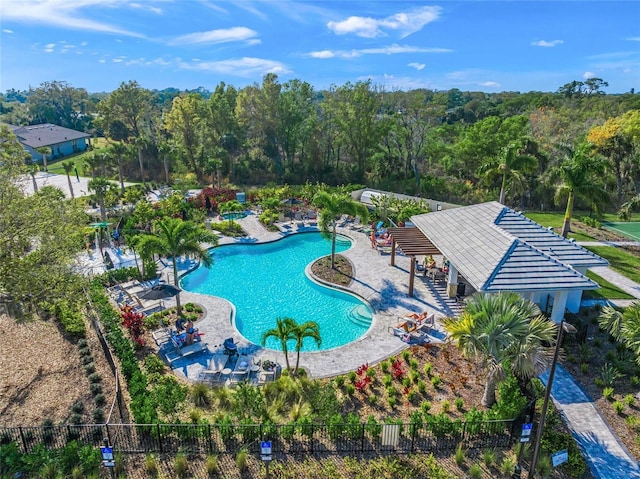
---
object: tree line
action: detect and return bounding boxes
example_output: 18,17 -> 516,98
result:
1,77 -> 639,212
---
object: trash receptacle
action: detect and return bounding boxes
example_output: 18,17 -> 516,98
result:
456,283 -> 466,297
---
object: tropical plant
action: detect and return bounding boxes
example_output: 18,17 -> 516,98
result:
478,140 -> 537,204
290,320 -> 321,373
61,161 -> 75,199
312,190 -> 369,268
136,218 -> 218,315
443,292 -> 556,406
554,143 -> 609,237
88,176 -> 115,222
35,146 -> 51,171
261,317 -> 296,371
599,301 -> 640,366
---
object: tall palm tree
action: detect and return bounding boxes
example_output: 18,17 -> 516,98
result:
61,161 -> 75,199
478,140 -> 537,205
261,317 -> 296,371
83,152 -> 102,179
555,143 -> 609,237
291,320 -> 321,374
136,217 -> 218,315
88,177 -> 113,222
312,191 -> 369,268
219,200 -> 243,227
443,292 -> 556,407
111,142 -> 129,193
26,162 -> 39,192
35,146 -> 51,172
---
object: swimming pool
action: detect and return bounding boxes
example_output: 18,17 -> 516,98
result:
221,211 -> 247,220
181,233 -> 373,352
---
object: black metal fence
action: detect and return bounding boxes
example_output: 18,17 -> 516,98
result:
1,419 -> 516,456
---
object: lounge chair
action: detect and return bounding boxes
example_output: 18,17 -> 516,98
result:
151,327 -> 171,346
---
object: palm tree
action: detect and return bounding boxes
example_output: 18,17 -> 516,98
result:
479,140 -> 537,205
219,200 -> 243,227
61,161 -> 75,199
599,302 -> 640,365
83,152 -> 102,179
261,317 -> 296,371
443,292 -> 556,407
555,143 -> 609,237
26,162 -> 39,192
88,177 -> 113,222
35,146 -> 51,172
312,191 -> 369,268
136,217 -> 218,315
291,320 -> 321,374
111,142 -> 129,193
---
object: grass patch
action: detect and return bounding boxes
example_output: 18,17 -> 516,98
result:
584,245 -> 640,284
524,212 -> 594,241
584,270 -> 635,300
47,138 -> 110,176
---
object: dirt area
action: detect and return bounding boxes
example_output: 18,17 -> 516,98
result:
311,254 -> 353,287
0,313 -> 117,427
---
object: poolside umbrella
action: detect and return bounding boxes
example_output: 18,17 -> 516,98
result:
139,284 -> 182,300
89,221 -> 112,228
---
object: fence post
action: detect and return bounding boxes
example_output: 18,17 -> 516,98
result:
207,424 -> 212,454
310,423 -> 314,454
157,424 -> 162,453
361,423 -> 365,452
105,424 -> 112,449
18,426 -> 28,454
410,421 -> 416,453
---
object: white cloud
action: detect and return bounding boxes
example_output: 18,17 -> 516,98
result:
408,62 -> 425,71
180,57 -> 291,77
328,6 -> 441,39
308,44 -> 451,59
1,0 -> 144,37
310,50 -> 335,59
99,59 -> 106,63
170,26 -> 258,46
80,41 -> 88,46
129,2 -> 162,15
44,42 -> 55,52
2,29 -> 14,34
531,40 -> 563,47
479,81 -> 501,88
628,37 -> 640,41
113,58 -> 124,63
583,71 -> 596,79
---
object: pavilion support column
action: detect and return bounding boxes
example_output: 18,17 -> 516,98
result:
409,256 -> 416,297
390,240 -> 396,266
566,267 -> 586,313
446,265 -> 459,298
550,290 -> 569,323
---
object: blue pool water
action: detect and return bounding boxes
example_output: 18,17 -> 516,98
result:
181,233 -> 373,352
222,212 -> 247,220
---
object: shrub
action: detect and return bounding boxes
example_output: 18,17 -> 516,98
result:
205,455 -> 219,476
613,401 -> 625,415
81,354 -> 94,365
382,374 -> 393,387
92,409 -> 104,423
236,449 -> 248,473
409,370 -> 419,383
88,373 -> 102,383
189,409 -> 202,424
84,363 -> 96,374
335,375 -> 345,388
454,397 -> 464,411
94,394 -> 106,407
420,401 -> 432,415
369,394 -> 377,405
469,463 -> 483,478
431,375 -> 441,388
386,386 -> 397,397
69,413 -> 83,424
603,387 -> 615,400
78,346 -> 91,357
625,394 -> 636,407
406,389 -> 416,402
71,401 -> 85,414
174,453 -> 189,478
346,384 -> 355,396
348,371 -> 357,383
580,362 -> 589,374
191,383 -> 211,407
401,377 -> 411,388
366,367 -> 376,379
402,349 -> 411,362
483,448 -> 497,467
388,396 -> 397,408
409,358 -> 419,370
441,399 -> 451,413
380,360 -> 390,373
365,415 -> 382,438
454,442 -> 466,466
626,415 -> 640,428
90,383 -> 102,395
417,379 -> 427,394
77,339 -> 88,348
601,363 -> 623,387
55,300 -> 86,338
144,354 -> 166,375
145,454 -> 159,477
632,375 -> 640,387
500,456 -> 515,475
423,362 -> 432,376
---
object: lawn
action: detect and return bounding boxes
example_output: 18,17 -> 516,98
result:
584,245 -> 640,284
46,138 -> 109,176
524,212 -> 594,242
583,270 -> 635,300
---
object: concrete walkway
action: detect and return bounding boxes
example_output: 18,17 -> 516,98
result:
578,241 -> 640,301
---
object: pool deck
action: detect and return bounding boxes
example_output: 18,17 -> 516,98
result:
161,214 -> 456,381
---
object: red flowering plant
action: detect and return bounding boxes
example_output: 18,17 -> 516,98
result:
355,376 -> 372,392
120,305 -> 145,347
391,359 -> 404,380
355,363 -> 369,376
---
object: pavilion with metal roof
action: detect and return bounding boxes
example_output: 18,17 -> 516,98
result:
406,201 -> 609,322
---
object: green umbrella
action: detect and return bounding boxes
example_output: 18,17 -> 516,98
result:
89,222 -> 112,229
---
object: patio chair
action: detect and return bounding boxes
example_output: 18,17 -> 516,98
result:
151,327 -> 171,346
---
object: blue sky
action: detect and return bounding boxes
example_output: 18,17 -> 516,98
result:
1,1 -> 638,94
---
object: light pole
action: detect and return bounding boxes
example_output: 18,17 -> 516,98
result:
529,320 -> 576,478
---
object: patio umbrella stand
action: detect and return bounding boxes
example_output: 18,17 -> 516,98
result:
139,284 -> 182,300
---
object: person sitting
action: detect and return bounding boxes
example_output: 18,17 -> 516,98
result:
424,255 -> 436,269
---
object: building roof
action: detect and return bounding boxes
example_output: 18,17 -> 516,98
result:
410,201 -> 607,293
7,123 -> 89,149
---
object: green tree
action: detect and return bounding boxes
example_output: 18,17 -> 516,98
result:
555,143 -> 609,237
312,191 -> 369,268
27,80 -> 92,130
219,200 -> 243,226
88,177 -> 115,222
136,218 -> 218,315
443,292 -> 556,406
479,140 -> 538,204
261,317 -> 296,371
61,161 -> 75,199
35,146 -> 51,172
164,93 -> 205,176
291,320 -> 321,373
